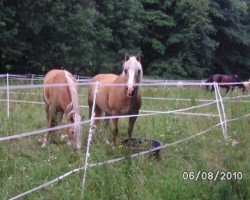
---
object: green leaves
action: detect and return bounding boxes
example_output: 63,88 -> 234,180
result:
0,0 -> 249,78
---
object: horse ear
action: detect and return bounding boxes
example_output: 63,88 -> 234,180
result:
136,54 -> 141,62
125,54 -> 130,61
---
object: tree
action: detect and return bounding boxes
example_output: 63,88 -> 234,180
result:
92,0 -> 143,75
209,0 -> 250,78
141,0 -> 216,79
0,0 -> 26,72
0,0 -> 95,74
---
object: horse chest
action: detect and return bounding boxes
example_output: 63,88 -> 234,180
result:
115,99 -> 138,115
119,104 -> 132,114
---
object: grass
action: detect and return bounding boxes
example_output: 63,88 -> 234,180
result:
0,82 -> 249,200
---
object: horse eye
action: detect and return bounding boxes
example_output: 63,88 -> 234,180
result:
124,69 -> 128,74
138,69 -> 141,75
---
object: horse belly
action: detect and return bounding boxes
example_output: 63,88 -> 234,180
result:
95,88 -> 112,115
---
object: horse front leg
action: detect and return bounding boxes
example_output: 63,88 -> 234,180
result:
103,113 -> 110,145
211,85 -> 215,92
111,118 -> 118,148
127,115 -> 138,140
42,106 -> 56,147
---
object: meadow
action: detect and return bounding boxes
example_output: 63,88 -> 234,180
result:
0,80 -> 249,200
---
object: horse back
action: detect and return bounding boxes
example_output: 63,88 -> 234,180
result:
88,74 -> 118,113
44,70 -> 75,109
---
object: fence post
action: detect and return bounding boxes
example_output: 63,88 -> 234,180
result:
214,82 -> 227,139
214,83 -> 227,138
6,73 -> 10,118
81,81 -> 100,199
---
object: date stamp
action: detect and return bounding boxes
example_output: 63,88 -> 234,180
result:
182,171 -> 243,181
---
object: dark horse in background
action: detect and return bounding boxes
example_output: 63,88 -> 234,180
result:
205,74 -> 245,94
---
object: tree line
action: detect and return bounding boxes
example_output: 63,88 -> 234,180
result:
1,0 -> 250,79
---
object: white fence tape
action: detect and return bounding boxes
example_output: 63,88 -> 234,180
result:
0,119 -> 90,141
9,112 -> 250,200
0,75 -> 248,199
0,100 -> 215,141
140,109 -> 219,117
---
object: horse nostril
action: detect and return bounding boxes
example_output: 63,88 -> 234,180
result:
127,87 -> 134,94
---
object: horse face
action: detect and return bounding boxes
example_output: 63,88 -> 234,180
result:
67,115 -> 76,141
123,54 -> 142,97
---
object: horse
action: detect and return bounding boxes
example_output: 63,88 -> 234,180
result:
42,69 -> 82,151
88,54 -> 142,147
243,80 -> 250,91
205,74 -> 245,93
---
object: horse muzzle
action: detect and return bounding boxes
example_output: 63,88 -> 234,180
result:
127,86 -> 134,97
126,86 -> 138,98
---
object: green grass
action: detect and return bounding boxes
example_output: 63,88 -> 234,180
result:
0,85 -> 249,200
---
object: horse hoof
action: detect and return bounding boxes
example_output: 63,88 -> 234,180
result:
104,140 -> 110,145
60,134 -> 67,141
39,138 -> 44,143
76,149 -> 82,154
72,144 -> 78,151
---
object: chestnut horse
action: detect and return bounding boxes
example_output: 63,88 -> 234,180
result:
43,69 -> 82,150
88,54 -> 142,147
205,74 -> 245,93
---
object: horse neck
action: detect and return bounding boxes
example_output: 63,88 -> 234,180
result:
115,74 -> 126,83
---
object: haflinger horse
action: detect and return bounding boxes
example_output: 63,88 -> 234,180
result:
205,74 -> 245,94
88,54 -> 142,147
243,79 -> 250,91
43,69 -> 82,151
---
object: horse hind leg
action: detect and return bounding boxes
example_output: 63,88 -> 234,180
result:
42,106 -> 57,147
103,113 -> 110,145
92,106 -> 102,129
111,117 -> 118,148
54,111 -> 65,141
127,115 -> 138,140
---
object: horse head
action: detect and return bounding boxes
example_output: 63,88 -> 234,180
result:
122,54 -> 143,97
232,75 -> 246,92
66,108 -> 82,149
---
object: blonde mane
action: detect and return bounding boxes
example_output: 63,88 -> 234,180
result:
64,70 -> 82,149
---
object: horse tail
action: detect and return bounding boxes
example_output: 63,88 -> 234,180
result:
64,70 -> 82,150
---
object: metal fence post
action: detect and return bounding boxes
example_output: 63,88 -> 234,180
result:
81,81 -> 100,199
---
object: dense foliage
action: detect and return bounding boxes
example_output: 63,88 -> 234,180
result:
0,0 -> 249,79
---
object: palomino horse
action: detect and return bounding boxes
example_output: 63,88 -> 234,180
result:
205,74 -> 245,93
243,79 -> 250,91
88,54 -> 142,147
43,69 -> 82,150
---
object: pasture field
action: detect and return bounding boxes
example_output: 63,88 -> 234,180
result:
0,81 -> 249,200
